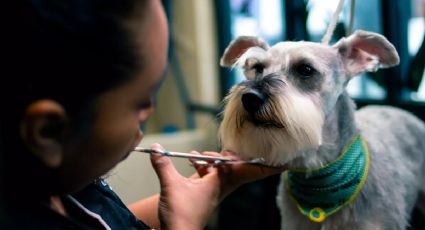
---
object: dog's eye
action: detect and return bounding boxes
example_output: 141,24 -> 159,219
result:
252,63 -> 264,74
296,64 -> 316,78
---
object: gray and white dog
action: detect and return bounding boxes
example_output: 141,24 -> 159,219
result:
218,30 -> 425,229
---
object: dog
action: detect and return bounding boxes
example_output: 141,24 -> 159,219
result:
218,30 -> 425,229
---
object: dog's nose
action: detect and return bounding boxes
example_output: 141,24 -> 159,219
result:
241,90 -> 266,113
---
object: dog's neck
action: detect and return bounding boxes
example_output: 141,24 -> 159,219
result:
289,91 -> 359,169
284,134 -> 370,222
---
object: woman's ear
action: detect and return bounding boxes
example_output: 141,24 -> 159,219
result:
20,100 -> 67,168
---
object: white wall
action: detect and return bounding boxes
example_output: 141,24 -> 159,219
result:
145,0 -> 219,134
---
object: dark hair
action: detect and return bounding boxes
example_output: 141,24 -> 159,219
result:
1,0 -> 148,199
7,0 -> 146,114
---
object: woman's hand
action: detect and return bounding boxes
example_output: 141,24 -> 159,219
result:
149,143 -> 286,230
195,150 -> 287,198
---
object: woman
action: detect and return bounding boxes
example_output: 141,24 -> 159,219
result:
1,0 -> 285,229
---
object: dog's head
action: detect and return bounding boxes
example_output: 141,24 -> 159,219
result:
219,30 -> 399,166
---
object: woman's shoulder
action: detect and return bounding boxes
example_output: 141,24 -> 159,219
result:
72,179 -> 152,229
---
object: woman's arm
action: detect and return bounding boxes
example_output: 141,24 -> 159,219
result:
127,194 -> 160,229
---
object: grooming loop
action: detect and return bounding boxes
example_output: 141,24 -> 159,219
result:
321,0 -> 356,45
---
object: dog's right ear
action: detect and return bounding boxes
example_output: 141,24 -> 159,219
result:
220,36 -> 269,67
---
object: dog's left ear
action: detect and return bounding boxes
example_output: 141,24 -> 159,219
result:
220,36 -> 269,67
333,30 -> 400,76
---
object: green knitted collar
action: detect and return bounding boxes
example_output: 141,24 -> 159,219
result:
284,134 -> 370,222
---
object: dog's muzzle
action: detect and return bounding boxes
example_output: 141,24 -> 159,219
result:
237,75 -> 286,128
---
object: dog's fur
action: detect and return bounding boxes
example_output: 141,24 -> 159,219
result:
219,30 -> 425,229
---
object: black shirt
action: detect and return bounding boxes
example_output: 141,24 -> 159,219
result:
4,180 -> 151,229
72,179 -> 152,229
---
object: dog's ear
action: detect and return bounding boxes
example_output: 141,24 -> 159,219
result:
220,36 -> 269,67
333,30 -> 400,76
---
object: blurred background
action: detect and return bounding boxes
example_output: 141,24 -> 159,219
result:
106,0 -> 425,229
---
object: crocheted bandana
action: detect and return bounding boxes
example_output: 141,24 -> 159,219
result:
284,134 -> 370,223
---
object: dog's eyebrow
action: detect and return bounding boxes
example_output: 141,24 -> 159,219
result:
245,57 -> 266,68
235,47 -> 268,67
291,58 -> 321,71
292,57 -> 315,66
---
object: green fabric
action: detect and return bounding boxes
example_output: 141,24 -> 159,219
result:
284,134 -> 370,222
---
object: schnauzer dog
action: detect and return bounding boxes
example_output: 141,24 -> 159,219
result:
219,30 -> 425,229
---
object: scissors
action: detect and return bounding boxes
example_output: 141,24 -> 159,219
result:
133,147 -> 267,167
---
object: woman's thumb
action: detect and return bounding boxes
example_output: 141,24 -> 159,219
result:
149,143 -> 180,185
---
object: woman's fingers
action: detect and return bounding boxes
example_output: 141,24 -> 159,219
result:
149,143 -> 181,186
150,143 -> 165,152
189,151 -> 217,177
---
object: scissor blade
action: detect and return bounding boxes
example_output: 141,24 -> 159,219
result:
134,147 -> 232,162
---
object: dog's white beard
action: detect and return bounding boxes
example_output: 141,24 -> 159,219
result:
219,88 -> 323,166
